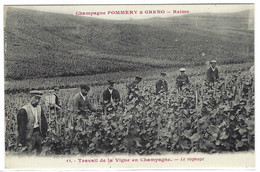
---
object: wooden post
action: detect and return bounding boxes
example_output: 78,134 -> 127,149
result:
178,118 -> 182,148
48,106 -> 51,124
195,89 -> 198,111
158,110 -> 162,141
69,113 -> 74,140
252,79 -> 254,95
103,106 -> 107,121
241,83 -> 243,96
165,92 -> 168,110
214,84 -> 216,95
224,77 -> 227,90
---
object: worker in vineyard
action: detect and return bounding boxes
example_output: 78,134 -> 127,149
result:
70,84 -> 101,115
156,72 -> 168,94
206,60 -> 219,83
176,68 -> 190,90
126,76 -> 142,102
17,90 -> 48,154
50,86 -> 61,114
102,80 -> 120,108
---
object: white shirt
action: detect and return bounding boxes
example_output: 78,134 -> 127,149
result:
211,66 -> 216,71
108,88 -> 114,104
108,88 -> 113,95
29,103 -> 39,128
80,91 -> 86,101
51,94 -> 56,104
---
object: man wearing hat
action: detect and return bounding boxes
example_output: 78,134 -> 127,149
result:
102,80 -> 120,107
17,90 -> 48,154
126,76 -> 142,101
206,60 -> 219,83
176,68 -> 190,89
70,84 -> 101,115
156,72 -> 168,94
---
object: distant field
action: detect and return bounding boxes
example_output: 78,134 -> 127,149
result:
4,8 -> 254,80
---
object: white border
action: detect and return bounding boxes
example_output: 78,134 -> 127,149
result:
0,0 -> 258,171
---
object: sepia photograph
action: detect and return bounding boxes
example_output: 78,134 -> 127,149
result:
3,4 -> 255,169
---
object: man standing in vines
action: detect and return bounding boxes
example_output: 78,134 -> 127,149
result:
156,72 -> 168,94
102,80 -> 120,111
17,90 -> 48,154
176,68 -> 190,90
206,60 -> 219,83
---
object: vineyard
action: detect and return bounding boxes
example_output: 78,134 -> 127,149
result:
5,71 -> 254,155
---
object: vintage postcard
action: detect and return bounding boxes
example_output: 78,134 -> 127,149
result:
3,4 -> 255,169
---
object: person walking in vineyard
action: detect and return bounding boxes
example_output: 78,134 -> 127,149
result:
126,76 -> 142,102
70,85 -> 101,115
17,90 -> 48,154
176,68 -> 190,90
156,72 -> 168,94
102,80 -> 120,109
206,60 -> 219,83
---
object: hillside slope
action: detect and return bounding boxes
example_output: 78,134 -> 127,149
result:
4,7 -> 254,80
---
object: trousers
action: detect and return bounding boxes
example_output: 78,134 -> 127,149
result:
27,127 -> 43,154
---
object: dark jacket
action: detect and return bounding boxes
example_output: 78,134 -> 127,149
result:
176,74 -> 190,88
206,67 -> 219,83
70,92 -> 97,114
156,79 -> 168,94
103,88 -> 120,104
17,104 -> 47,146
54,93 -> 61,107
127,81 -> 139,96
